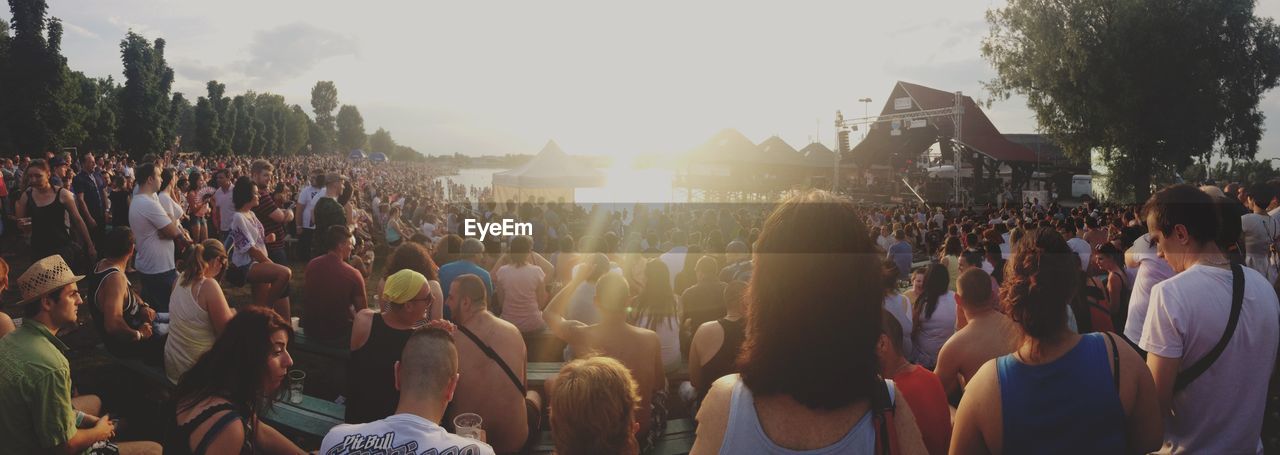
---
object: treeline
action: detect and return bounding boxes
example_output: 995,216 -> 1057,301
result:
0,0 -> 421,161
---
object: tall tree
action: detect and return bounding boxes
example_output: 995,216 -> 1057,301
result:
77,74 -> 119,152
283,105 -> 311,155
230,95 -> 257,155
169,92 -> 195,151
310,81 -> 338,153
368,127 -> 396,156
983,0 -> 1280,202
2,0 -> 80,155
118,31 -> 175,158
335,104 -> 365,152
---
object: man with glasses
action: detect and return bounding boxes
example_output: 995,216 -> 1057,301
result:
301,225 -> 367,345
345,269 -> 440,424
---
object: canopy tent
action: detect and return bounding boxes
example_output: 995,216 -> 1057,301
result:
348,149 -> 367,160
492,140 -> 605,203
369,152 -> 388,163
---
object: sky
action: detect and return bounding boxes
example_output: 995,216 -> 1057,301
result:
14,0 -> 1280,161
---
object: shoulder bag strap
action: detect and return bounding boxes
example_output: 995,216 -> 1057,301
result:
1175,263 -> 1246,392
872,378 -> 899,455
457,324 -> 527,396
1104,332 -> 1120,389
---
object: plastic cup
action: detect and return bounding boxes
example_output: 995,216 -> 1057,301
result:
453,413 -> 483,440
287,370 -> 306,404
290,317 -> 300,332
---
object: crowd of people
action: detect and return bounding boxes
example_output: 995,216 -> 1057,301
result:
0,149 -> 1277,454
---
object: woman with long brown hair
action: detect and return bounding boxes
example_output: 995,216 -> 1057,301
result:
691,190 -> 926,454
950,228 -> 1161,454
631,258 -> 682,373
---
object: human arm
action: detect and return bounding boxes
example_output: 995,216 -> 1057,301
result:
350,309 -> 376,351
57,413 -> 115,455
689,375 -> 734,455
542,268 -> 589,345
15,189 -> 27,219
199,279 -> 235,337
98,273 -> 151,341
74,190 -> 96,229
254,421 -> 305,454
60,189 -> 96,257
688,324 -> 705,390
1114,335 -> 1164,454
1146,353 -> 1179,421
934,338 -> 963,399
950,360 -> 1001,455
531,252 -> 554,278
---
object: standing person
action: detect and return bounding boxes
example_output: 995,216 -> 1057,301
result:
446,274 -> 537,454
249,160 -> 293,265
1123,233 -> 1175,352
72,152 -> 107,246
0,255 -> 162,454
83,227 -> 164,362
691,190 -> 927,454
225,176 -> 293,319
938,236 -> 962,292
321,325 -> 496,455
312,172 -> 352,258
878,310 -> 951,455
167,307 -> 303,454
439,238 -> 495,320
15,159 -> 97,265
688,280 -> 747,403
493,235 -> 548,334
911,262 -> 957,370
549,357 -> 643,455
1140,184 -> 1280,453
211,168 -> 235,241
933,268 -> 1019,401
184,170 -> 210,243
165,240 -> 235,384
295,170 -> 324,262
301,226 -> 368,344
346,269 -> 435,424
887,230 -> 913,281
1240,183 -> 1278,284
881,261 -> 914,357
951,228 -> 1162,454
108,175 -> 131,228
1061,223 -> 1093,272
129,162 -> 187,312
1093,243 -> 1136,337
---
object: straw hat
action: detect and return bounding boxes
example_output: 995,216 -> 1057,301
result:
16,255 -> 84,305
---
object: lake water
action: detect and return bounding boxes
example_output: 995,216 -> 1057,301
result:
442,167 -> 679,204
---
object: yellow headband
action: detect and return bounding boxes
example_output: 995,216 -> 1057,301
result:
383,269 -> 427,304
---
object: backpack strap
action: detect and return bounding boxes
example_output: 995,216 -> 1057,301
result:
1175,263 -> 1245,392
871,378 -> 900,455
457,324 -> 527,396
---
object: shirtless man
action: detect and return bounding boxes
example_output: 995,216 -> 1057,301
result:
934,268 -> 1019,402
543,264 -> 665,443
446,274 -> 538,454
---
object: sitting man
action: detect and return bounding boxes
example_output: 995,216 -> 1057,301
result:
438,238 -> 494,320
0,255 -> 161,454
543,264 -> 667,450
878,309 -> 952,455
687,280 -> 747,404
679,256 -> 727,351
346,269 -> 438,424
322,325 -> 496,455
302,225 -> 367,344
933,268 -> 1019,403
446,274 -> 541,453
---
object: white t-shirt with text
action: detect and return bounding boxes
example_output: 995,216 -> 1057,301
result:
320,413 -> 495,455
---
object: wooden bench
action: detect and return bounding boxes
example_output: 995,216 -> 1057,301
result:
532,417 -> 695,455
263,395 -> 345,444
91,344 -> 174,387
529,362 -> 690,390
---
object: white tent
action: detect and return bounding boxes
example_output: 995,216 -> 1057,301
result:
492,140 -> 605,203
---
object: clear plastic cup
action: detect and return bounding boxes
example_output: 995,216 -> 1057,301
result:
453,413 -> 483,440
287,370 -> 306,404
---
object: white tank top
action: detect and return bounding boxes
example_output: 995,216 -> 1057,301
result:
164,277 -> 216,384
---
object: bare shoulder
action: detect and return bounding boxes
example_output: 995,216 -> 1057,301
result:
966,358 -> 1003,401
691,374 -> 738,454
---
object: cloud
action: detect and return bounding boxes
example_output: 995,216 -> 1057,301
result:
62,20 -> 101,40
237,22 -> 358,86
172,58 -> 225,83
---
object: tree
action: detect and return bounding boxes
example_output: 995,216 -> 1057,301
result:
982,0 -> 1280,202
118,31 -> 175,158
1,0 -> 81,155
77,74 -> 119,152
230,95 -> 257,155
368,127 -> 396,156
169,92 -> 195,151
335,104 -> 365,152
283,105 -> 311,155
391,144 -> 423,162
310,81 -> 338,153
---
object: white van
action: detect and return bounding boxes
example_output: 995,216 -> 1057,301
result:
1071,175 -> 1093,198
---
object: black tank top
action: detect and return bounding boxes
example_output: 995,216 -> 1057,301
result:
84,264 -> 146,356
25,187 -> 72,258
696,317 -> 745,399
345,314 -> 413,424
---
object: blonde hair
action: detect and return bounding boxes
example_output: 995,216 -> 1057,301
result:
180,240 -> 227,287
551,357 -> 639,455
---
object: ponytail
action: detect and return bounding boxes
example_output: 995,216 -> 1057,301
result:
180,240 -> 226,287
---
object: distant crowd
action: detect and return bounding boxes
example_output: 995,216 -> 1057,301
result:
0,150 -> 1276,454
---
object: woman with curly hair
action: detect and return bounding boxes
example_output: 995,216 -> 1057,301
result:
950,228 -> 1161,454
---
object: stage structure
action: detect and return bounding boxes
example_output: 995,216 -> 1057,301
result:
492,140 -> 605,204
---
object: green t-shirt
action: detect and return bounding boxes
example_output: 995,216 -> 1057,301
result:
0,320 -> 78,452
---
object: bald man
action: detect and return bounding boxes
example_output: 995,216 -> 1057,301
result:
322,326 -> 496,455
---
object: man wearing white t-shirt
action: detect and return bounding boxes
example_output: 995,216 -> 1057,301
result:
1123,233 -> 1175,347
1060,224 -> 1092,272
212,168 -> 235,241
296,171 -> 324,262
1139,184 -> 1279,454
320,325 -> 496,455
129,162 -> 188,312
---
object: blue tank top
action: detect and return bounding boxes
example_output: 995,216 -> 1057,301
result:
718,375 -> 883,454
997,333 -> 1127,454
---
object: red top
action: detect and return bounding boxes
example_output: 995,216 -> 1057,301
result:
892,364 -> 953,455
301,253 -> 367,340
